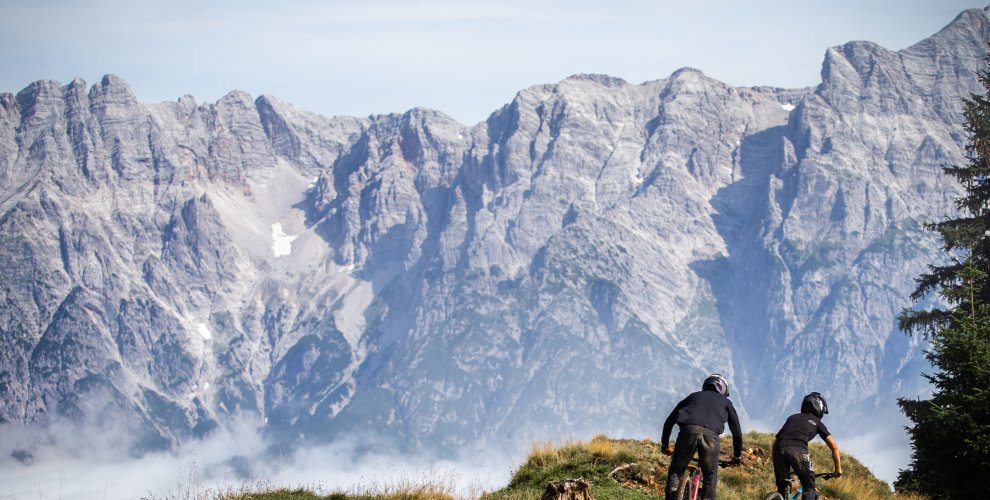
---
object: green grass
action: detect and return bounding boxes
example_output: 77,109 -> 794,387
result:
479,435 -> 662,500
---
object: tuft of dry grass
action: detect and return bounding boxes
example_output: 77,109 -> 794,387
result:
525,439 -> 562,469
586,435 -> 617,457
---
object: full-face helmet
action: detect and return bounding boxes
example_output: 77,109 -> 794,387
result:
801,392 -> 829,418
703,373 -> 729,397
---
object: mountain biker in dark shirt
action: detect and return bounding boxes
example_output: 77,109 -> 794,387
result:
771,392 -> 842,500
661,373 -> 742,500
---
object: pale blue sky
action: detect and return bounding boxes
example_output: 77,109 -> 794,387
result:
1,0 -> 985,124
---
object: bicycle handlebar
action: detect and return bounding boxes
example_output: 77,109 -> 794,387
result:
814,472 -> 839,479
686,457 -> 739,468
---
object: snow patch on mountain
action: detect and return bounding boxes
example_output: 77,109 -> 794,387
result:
271,223 -> 297,257
197,322 -> 213,340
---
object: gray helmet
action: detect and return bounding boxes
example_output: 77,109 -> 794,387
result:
801,392 -> 829,418
703,373 -> 729,397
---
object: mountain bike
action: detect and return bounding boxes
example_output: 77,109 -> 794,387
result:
674,456 -> 735,500
761,472 -> 838,500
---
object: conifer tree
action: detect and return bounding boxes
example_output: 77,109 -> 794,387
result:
896,53 -> 990,498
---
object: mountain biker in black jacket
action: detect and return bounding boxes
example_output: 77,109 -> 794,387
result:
661,373 -> 742,500
771,392 -> 842,500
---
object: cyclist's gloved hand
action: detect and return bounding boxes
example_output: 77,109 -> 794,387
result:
662,445 -> 673,456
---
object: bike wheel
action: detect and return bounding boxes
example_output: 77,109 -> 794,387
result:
762,493 -> 785,500
676,472 -> 693,500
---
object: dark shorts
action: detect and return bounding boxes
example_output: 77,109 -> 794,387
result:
772,444 -> 817,500
666,425 -> 721,500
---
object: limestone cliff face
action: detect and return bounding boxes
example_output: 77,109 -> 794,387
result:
1,8 -> 986,455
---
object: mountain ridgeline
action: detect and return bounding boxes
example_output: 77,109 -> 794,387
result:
1,8 -> 988,458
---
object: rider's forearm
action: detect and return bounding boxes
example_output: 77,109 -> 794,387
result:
660,411 -> 677,447
828,440 -> 842,473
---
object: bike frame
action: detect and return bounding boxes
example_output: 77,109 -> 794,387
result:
785,481 -> 811,500
679,457 -> 732,500
783,472 -> 836,499
686,463 -> 702,500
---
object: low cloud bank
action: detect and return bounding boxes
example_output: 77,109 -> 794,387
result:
0,421 -> 515,499
840,412 -> 913,485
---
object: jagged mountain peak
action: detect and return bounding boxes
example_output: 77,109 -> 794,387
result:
817,7 -> 989,120
217,89 -> 256,107
668,66 -> 707,80
14,79 -> 72,115
936,5 -> 990,38
562,73 -> 629,88
88,74 -> 139,106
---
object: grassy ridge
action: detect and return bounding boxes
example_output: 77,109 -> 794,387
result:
482,432 -> 919,500
220,432 -> 921,499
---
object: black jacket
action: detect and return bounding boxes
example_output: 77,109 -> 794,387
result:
661,389 -> 743,456
774,412 -> 831,450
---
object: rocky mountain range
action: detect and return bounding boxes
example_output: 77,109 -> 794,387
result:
1,7 -> 988,461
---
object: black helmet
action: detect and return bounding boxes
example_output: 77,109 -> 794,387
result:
703,373 -> 729,397
801,392 -> 829,418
